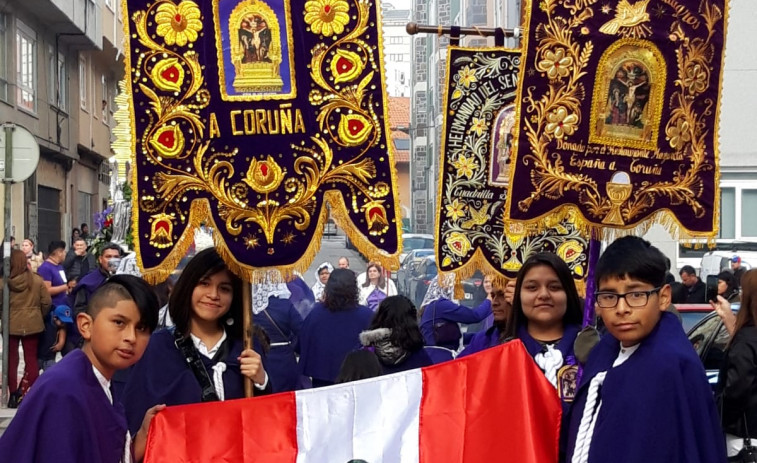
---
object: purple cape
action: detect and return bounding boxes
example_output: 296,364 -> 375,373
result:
458,324 -> 505,358
121,328 -> 270,434
419,299 -> 492,350
296,302 -> 373,385
562,312 -> 727,463
0,349 -> 127,463
253,297 -> 304,392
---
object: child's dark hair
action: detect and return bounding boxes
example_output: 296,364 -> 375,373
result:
595,236 -> 666,288
369,296 -> 424,352
504,252 -> 583,339
88,275 -> 159,332
324,268 -> 360,312
47,240 -> 66,255
336,350 -> 383,383
169,248 -> 243,339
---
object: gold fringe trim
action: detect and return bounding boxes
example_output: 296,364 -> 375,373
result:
111,80 -> 132,186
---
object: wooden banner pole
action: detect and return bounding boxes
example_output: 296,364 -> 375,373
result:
405,22 -> 520,39
242,282 -> 254,398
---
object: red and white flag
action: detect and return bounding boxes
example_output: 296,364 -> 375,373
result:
143,340 -> 561,462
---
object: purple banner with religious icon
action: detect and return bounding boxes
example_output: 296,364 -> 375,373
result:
436,47 -> 588,285
120,0 -> 402,282
504,0 -> 728,240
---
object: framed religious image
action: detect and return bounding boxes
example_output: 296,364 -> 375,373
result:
489,103 -> 516,187
589,40 -> 666,150
214,0 -> 296,100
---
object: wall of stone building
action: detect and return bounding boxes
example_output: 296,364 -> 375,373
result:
410,0 -> 430,233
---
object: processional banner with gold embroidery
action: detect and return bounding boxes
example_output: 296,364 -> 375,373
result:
504,0 -> 728,240
437,47 -> 588,284
120,0 -> 402,282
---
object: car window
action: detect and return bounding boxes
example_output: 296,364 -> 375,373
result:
703,323 -> 731,370
680,312 -> 709,333
416,249 -> 434,258
403,238 -> 427,250
688,315 -> 721,357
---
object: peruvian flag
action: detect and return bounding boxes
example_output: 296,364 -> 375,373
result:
143,340 -> 561,462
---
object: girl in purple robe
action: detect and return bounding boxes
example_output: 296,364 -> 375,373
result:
121,248 -> 272,435
502,252 -> 583,408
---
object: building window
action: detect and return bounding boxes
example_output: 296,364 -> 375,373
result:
16,20 -> 37,113
78,191 -> 93,231
741,189 -> 757,238
101,74 -> 108,121
79,55 -> 87,110
0,13 -> 8,102
48,46 -> 67,110
719,187 -> 735,239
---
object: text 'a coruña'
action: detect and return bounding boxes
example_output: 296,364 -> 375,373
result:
216,104 -> 306,138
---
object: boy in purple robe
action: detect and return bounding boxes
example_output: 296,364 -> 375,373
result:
0,275 -> 163,463
562,236 -> 727,463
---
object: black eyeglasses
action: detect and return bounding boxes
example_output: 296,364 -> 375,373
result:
594,287 -> 662,309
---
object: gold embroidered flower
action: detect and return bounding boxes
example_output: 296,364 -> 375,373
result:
458,66 -> 477,88
304,0 -> 350,36
362,201 -> 389,236
446,232 -> 472,257
469,117 -> 488,136
330,49 -> 364,84
665,119 -> 691,150
149,213 -> 174,248
244,155 -> 285,194
155,1 -> 202,47
537,48 -> 573,79
452,154 -> 478,179
149,124 -> 185,158
683,64 -> 707,94
545,106 -> 578,139
338,113 -> 373,146
150,58 -> 185,92
557,240 -> 583,264
445,198 -> 466,221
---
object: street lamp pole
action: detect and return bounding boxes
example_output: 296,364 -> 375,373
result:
2,124 -> 14,408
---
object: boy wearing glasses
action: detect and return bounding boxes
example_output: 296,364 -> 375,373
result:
562,236 -> 726,463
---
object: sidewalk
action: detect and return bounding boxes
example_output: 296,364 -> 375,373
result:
0,407 -> 17,437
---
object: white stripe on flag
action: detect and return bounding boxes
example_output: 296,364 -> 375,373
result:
295,369 -> 423,463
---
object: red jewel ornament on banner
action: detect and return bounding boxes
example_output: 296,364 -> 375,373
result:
119,0 -> 403,282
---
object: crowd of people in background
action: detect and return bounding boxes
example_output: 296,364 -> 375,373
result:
0,232 -> 755,463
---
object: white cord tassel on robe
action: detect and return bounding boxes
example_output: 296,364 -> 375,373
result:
534,344 -> 564,388
571,371 -> 607,463
212,362 -> 227,401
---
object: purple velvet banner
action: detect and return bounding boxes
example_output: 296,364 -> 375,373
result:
505,0 -> 728,240
121,0 -> 402,282
437,47 -> 589,285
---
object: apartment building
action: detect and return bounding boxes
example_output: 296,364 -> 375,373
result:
0,0 -> 123,251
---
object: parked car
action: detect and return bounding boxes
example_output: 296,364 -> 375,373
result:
396,248 -> 434,296
676,304 -> 715,333
407,256 -> 438,309
686,303 -> 740,389
400,233 -> 435,263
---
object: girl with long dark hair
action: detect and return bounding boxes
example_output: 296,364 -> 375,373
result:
297,268 -> 373,387
122,248 -> 271,434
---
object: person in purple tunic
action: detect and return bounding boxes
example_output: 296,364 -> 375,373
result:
297,268 -> 374,387
0,275 -> 162,463
458,280 -> 515,358
562,236 -> 727,463
359,295 -> 434,374
502,252 -> 583,409
253,270 -> 304,392
418,274 -> 492,351
121,248 -> 272,435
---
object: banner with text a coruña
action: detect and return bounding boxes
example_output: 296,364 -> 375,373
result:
505,0 -> 728,240
437,47 -> 588,285
121,0 -> 402,282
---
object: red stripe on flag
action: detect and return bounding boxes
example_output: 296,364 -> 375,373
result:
419,340 -> 562,463
144,391 -> 299,463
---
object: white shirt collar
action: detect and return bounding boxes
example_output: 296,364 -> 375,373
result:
612,343 -> 640,367
92,366 -> 113,405
190,330 -> 228,358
